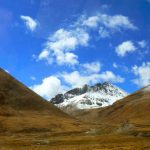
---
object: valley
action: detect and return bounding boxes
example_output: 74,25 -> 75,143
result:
0,68 -> 149,150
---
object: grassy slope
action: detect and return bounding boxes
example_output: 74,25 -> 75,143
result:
0,68 -> 87,133
75,87 -> 150,125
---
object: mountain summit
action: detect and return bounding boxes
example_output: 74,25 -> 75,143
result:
51,82 -> 128,110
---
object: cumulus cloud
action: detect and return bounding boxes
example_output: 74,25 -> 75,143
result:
60,70 -> 124,88
38,28 -> 89,66
99,71 -> 124,83
30,76 -> 62,99
115,41 -> 136,57
57,52 -> 79,66
132,62 -> 150,87
76,13 -> 137,39
36,12 -> 137,66
80,13 -> 137,30
99,14 -> 136,30
82,62 -> 101,73
82,16 -> 100,28
38,50 -> 53,64
20,15 -> 37,31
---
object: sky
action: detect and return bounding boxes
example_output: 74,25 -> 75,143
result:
0,0 -> 150,100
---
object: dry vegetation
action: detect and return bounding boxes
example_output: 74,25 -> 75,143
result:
0,133 -> 150,150
0,68 -> 150,149
0,68 -> 88,134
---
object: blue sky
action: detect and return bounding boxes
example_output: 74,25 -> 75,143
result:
0,0 -> 150,100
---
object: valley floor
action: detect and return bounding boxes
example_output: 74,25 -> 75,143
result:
0,132 -> 149,150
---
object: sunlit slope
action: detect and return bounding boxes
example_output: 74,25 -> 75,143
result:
75,86 -> 150,126
0,68 -> 86,133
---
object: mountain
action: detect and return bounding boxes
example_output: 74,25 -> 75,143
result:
0,68 -> 87,133
72,85 -> 150,136
51,82 -> 128,111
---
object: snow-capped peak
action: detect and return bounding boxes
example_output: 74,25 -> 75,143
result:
51,82 -> 128,110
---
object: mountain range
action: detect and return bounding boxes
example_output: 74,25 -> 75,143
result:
0,67 -> 149,149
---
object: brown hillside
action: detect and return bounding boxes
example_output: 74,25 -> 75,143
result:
0,68 -> 87,133
73,86 -> 150,133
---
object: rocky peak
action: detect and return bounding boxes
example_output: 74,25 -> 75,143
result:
51,94 -> 64,104
102,82 -> 113,87
50,82 -> 128,110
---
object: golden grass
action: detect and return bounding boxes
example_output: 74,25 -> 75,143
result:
0,133 -> 149,150
0,68 -> 90,134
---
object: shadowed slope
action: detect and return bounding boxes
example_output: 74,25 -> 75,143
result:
0,68 -> 63,113
0,68 -> 87,133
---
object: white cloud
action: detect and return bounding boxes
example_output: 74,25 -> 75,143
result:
31,76 -> 62,99
30,76 -> 36,81
38,28 -> 89,66
99,14 -> 137,30
113,63 -> 118,68
61,71 -> 92,88
36,12 -> 137,66
20,15 -> 37,31
80,13 -> 137,30
99,71 -> 124,83
138,40 -> 147,48
99,27 -> 110,38
78,13 -> 137,37
57,52 -> 79,66
38,50 -> 53,64
82,62 -> 101,73
61,70 -> 124,88
82,16 -> 100,28
38,50 -> 49,60
30,64 -> 124,99
115,41 -> 136,57
132,62 -> 150,87
36,13 -> 137,66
